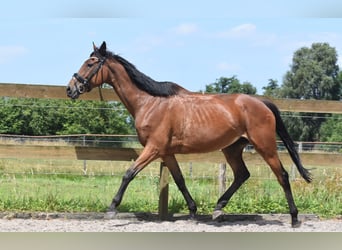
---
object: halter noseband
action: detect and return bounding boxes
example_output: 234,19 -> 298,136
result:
72,54 -> 106,94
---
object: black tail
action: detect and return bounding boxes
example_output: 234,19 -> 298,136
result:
262,99 -> 312,183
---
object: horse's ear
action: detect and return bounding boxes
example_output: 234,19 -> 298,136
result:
98,41 -> 107,57
92,42 -> 98,51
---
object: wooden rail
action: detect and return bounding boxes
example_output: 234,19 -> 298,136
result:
0,83 -> 117,101
1,144 -> 341,167
1,83 -> 342,113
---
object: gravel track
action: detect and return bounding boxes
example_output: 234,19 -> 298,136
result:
0,212 -> 340,232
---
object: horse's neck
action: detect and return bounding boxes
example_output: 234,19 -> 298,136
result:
107,61 -> 152,118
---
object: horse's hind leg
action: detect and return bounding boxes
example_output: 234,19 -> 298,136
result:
266,157 -> 300,227
249,135 -> 301,227
213,137 -> 250,220
163,155 -> 197,219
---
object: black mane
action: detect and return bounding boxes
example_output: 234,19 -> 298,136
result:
106,51 -> 186,97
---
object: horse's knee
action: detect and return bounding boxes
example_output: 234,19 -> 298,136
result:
239,168 -> 250,183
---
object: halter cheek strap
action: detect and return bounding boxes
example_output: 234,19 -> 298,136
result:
73,56 -> 106,93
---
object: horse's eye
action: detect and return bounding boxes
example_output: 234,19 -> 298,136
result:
87,63 -> 94,68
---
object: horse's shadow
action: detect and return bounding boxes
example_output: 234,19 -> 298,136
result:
124,212 -> 285,227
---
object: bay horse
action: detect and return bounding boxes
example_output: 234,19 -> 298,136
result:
66,41 -> 312,227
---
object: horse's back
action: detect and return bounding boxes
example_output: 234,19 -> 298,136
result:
215,93 -> 274,118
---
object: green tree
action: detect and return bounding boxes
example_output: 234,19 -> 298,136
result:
320,114 -> 342,142
204,76 -> 257,94
337,71 -> 342,98
0,98 -> 26,134
262,79 -> 281,97
57,100 -> 134,135
279,43 -> 341,141
0,97 -> 134,136
282,43 -> 340,100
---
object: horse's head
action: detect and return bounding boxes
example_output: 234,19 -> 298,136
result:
67,41 -> 108,99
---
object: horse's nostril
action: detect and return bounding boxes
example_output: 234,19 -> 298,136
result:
78,85 -> 85,93
66,86 -> 73,96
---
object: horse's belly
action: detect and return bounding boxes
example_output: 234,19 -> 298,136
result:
174,130 -> 241,154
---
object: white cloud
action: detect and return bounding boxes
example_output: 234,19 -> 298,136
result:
215,23 -> 277,47
218,23 -> 257,39
134,35 -> 164,52
173,23 -> 199,35
231,23 -> 256,35
0,45 -> 28,64
216,62 -> 240,72
134,23 -> 199,52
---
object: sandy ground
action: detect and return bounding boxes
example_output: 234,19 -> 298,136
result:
0,212 -> 340,232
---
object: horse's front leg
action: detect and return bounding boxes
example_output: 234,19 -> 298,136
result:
162,155 -> 197,219
106,145 -> 159,217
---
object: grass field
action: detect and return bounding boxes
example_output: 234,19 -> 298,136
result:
0,158 -> 341,218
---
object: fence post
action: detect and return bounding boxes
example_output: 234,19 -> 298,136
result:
291,142 -> 303,180
159,162 -> 169,220
298,142 -> 303,153
83,135 -> 87,175
218,163 -> 226,195
189,162 -> 193,178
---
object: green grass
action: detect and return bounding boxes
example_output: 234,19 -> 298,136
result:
0,158 -> 340,217
0,137 -> 340,218
0,167 -> 340,218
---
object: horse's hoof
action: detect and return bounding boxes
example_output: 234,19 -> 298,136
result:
291,220 -> 302,228
212,210 -> 224,221
104,211 -> 118,220
188,213 -> 196,221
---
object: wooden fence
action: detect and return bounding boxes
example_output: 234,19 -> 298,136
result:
1,82 -> 342,219
0,144 -> 341,166
1,82 -> 342,113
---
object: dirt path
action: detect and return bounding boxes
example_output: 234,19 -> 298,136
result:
0,212 -> 340,232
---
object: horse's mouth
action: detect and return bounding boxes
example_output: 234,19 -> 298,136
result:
66,86 -> 80,99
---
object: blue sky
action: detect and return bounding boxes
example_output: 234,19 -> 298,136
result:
1,1 -> 342,94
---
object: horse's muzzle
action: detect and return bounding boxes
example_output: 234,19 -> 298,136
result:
66,86 -> 80,99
